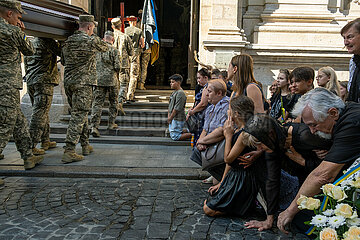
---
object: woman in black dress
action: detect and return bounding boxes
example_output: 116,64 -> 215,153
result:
203,95 -> 258,217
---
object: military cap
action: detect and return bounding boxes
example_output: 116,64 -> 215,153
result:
79,14 -> 98,26
104,30 -> 114,37
128,15 -> 137,22
0,0 -> 26,14
111,18 -> 121,27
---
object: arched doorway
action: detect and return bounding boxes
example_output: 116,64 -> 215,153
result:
92,0 -> 193,88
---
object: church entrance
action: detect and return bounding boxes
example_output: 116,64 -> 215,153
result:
91,0 -> 197,88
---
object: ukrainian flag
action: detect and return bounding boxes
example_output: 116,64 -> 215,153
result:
142,0 -> 159,65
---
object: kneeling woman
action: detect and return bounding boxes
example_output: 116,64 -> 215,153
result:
203,96 -> 300,231
203,95 -> 264,217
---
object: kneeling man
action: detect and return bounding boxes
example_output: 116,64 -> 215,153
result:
277,88 -> 360,234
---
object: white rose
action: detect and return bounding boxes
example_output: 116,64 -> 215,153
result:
330,186 -> 347,202
322,184 -> 335,196
334,203 -> 353,218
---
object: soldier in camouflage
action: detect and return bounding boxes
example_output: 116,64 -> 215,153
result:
111,18 -> 133,115
136,9 -> 151,90
24,37 -> 61,153
0,0 -> 44,171
125,16 -> 145,101
90,31 -> 121,137
61,15 -> 108,163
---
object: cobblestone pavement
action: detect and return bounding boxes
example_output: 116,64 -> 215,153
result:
0,177 -> 309,240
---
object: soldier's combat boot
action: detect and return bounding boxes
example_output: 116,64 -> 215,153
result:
108,123 -> 118,130
138,82 -> 146,90
41,141 -> 57,150
118,103 -> 126,116
82,145 -> 94,156
91,127 -> 100,137
62,150 -> 84,164
24,155 -> 44,170
0,154 -> 4,160
32,147 -> 45,155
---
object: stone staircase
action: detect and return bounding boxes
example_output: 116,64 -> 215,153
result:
48,89 -> 195,146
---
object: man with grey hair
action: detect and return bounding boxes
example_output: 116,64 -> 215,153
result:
277,87 -> 360,234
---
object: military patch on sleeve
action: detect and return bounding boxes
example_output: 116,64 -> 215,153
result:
24,35 -> 27,41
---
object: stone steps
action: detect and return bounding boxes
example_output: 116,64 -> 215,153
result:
49,89 -> 195,144
97,108 -> 168,117
60,115 -> 168,128
49,134 -> 190,146
50,123 -> 166,137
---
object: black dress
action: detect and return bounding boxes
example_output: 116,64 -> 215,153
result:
283,123 -> 332,184
206,129 -> 259,216
269,93 -> 292,120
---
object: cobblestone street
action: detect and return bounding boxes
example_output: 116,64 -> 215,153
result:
0,177 -> 309,240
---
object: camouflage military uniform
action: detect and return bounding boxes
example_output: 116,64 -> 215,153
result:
24,38 -> 61,148
113,29 -> 133,103
0,18 -> 35,160
139,48 -> 151,88
125,25 -> 142,100
90,42 -> 121,129
61,30 -> 108,150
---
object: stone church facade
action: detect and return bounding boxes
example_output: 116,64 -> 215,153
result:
198,0 -> 360,94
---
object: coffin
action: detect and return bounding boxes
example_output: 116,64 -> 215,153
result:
20,0 -> 87,40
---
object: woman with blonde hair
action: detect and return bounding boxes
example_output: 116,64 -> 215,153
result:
316,66 -> 341,96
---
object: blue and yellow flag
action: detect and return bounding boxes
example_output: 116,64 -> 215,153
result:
142,0 -> 159,65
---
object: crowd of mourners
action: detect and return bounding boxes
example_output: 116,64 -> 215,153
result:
173,18 -> 360,236
1,0 -> 360,237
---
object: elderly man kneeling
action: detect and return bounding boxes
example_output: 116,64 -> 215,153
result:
277,88 -> 360,234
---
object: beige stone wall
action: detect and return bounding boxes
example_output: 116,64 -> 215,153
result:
198,0 -> 360,97
56,0 -> 89,12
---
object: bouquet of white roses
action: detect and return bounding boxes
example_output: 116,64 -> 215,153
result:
297,169 -> 360,240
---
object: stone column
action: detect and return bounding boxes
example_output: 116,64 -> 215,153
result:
243,0 -> 264,43
254,0 -> 340,48
198,0 -> 249,70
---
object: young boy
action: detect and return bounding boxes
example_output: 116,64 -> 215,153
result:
168,74 -> 192,141
287,66 -> 315,120
289,66 -> 314,95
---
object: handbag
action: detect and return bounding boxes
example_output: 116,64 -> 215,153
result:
201,139 -> 225,171
185,113 -> 201,133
